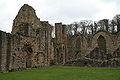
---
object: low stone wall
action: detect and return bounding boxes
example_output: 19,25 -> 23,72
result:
65,58 -> 120,67
65,47 -> 120,67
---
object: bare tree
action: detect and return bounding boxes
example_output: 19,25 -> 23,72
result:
67,24 -> 74,37
110,20 -> 116,33
98,19 -> 109,31
78,20 -> 90,34
113,14 -> 120,32
73,22 -> 79,34
103,19 -> 109,31
94,22 -> 98,33
66,14 -> 120,36
90,24 -> 94,34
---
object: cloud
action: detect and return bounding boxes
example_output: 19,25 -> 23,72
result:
0,0 -> 119,32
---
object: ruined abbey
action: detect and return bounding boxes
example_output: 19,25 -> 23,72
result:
0,4 -> 120,72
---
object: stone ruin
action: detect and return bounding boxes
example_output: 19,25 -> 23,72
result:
65,31 -> 120,67
0,4 -> 52,72
0,4 -> 120,72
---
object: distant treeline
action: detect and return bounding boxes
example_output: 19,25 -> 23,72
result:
67,14 -> 120,37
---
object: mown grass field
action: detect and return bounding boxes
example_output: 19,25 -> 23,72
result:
0,66 -> 120,80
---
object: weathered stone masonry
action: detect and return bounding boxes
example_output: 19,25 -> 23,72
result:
65,31 -> 120,67
0,4 -> 53,72
0,4 -> 120,72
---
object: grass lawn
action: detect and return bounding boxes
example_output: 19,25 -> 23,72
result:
0,66 -> 120,80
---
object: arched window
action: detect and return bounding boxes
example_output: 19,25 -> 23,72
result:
97,35 -> 106,52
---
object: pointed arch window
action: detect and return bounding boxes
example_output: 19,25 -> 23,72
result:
97,35 -> 106,52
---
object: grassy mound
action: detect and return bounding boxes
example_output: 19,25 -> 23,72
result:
0,66 -> 120,80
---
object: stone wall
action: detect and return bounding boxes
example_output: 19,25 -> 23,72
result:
53,22 -> 120,67
65,31 -> 120,67
0,31 -> 12,72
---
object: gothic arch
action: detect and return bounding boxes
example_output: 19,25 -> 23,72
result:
91,31 -> 113,53
97,35 -> 106,52
71,34 -> 88,54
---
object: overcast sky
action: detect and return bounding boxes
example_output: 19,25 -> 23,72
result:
0,0 -> 120,32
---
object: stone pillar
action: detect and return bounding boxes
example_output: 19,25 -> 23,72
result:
55,23 -> 63,44
62,25 -> 68,64
55,23 -> 68,65
62,25 -> 67,44
0,31 -> 7,72
6,33 -> 12,71
9,35 -> 14,71
47,24 -> 52,65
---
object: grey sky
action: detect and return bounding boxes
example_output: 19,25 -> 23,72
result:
0,0 -> 120,32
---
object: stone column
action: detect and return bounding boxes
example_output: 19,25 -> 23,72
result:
0,32 -> 7,72
55,23 -> 63,44
62,25 -> 67,64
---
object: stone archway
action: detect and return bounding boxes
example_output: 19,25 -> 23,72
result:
91,31 -> 113,53
97,35 -> 106,52
74,34 -> 88,54
67,34 -> 88,60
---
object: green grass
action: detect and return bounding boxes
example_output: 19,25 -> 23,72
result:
0,66 -> 120,80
